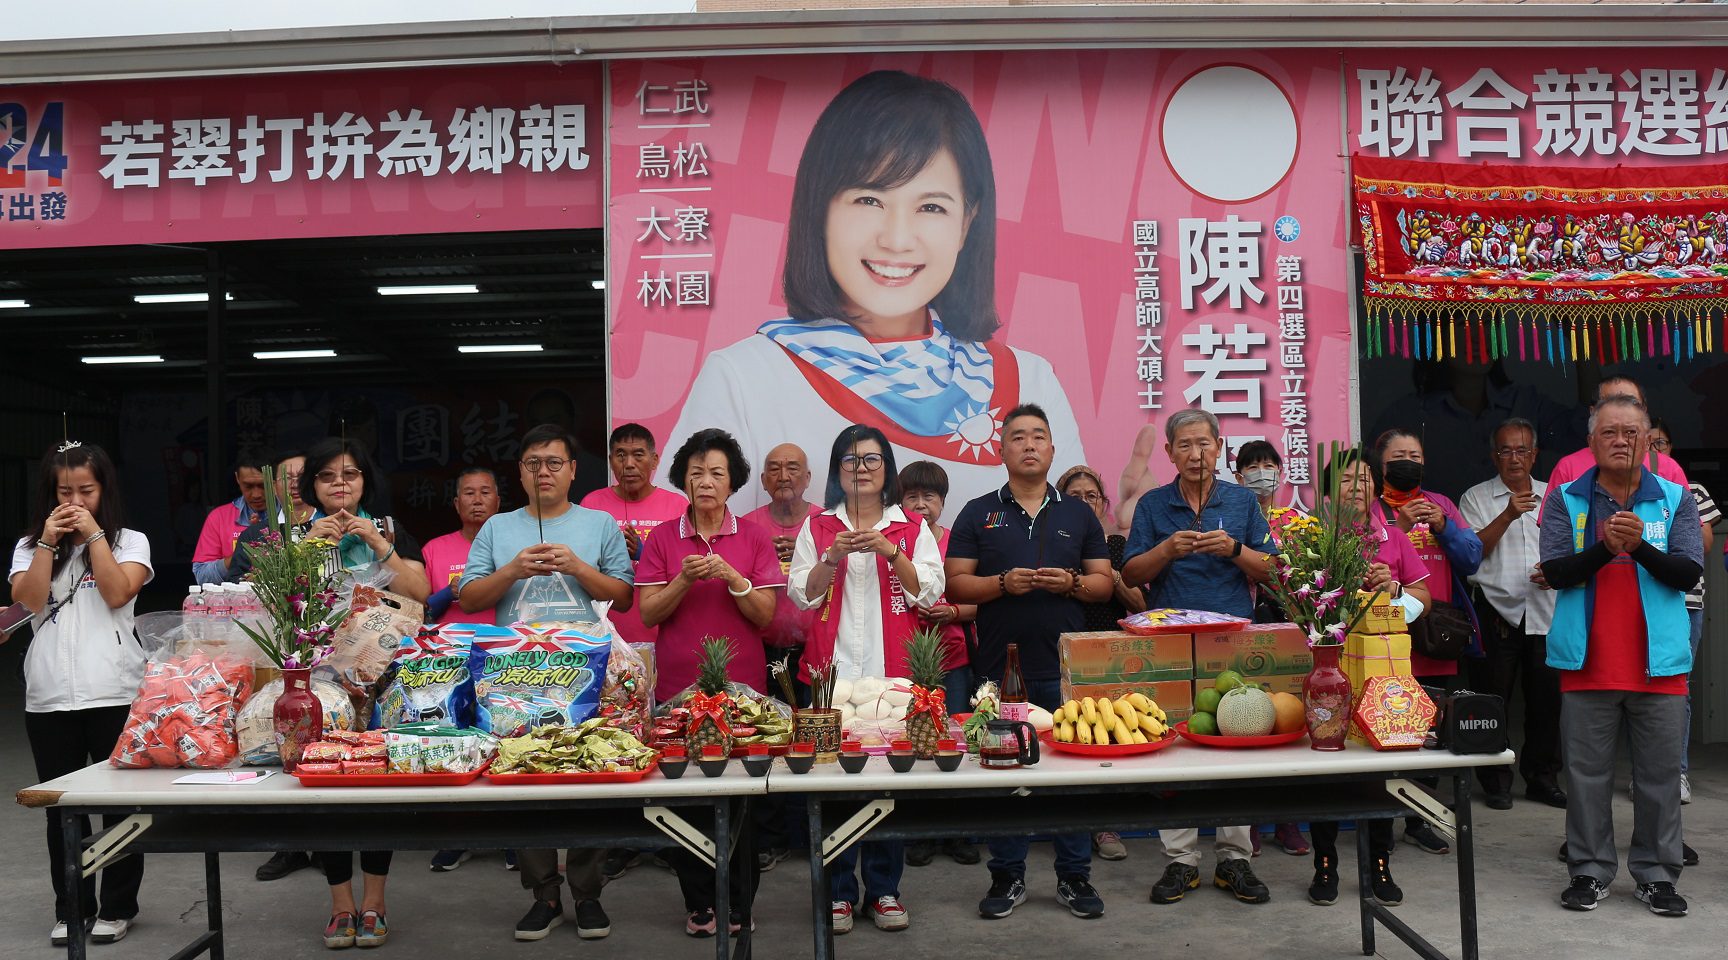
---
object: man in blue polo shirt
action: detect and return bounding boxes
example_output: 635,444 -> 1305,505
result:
947,403 -> 1114,923
1123,408 -> 1278,907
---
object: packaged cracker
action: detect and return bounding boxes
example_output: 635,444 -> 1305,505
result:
372,626 -> 478,729
343,759 -> 387,776
302,741 -> 350,763
296,761 -> 342,776
469,625 -> 611,737
386,731 -> 424,774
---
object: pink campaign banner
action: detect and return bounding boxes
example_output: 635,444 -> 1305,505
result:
1348,50 -> 1728,166
608,52 -> 1351,522
0,63 -> 604,249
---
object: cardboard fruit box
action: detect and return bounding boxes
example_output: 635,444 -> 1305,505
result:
1059,679 -> 1195,724
1058,630 -> 1194,685
1192,623 -> 1313,681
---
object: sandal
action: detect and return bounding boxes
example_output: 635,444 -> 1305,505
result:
356,911 -> 388,948
323,913 -> 358,949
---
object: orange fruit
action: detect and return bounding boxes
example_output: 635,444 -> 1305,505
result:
1270,692 -> 1306,734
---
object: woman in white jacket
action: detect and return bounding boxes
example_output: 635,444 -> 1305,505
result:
665,69 -> 1085,521
9,441 -> 152,946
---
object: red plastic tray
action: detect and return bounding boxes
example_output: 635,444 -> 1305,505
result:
292,770 -> 484,787
1039,729 -> 1180,758
483,762 -> 659,785
1174,721 -> 1307,749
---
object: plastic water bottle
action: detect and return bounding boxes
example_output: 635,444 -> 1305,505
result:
235,583 -> 264,637
205,583 -> 233,645
181,584 -> 207,647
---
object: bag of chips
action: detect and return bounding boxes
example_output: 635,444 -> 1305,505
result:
532,606 -> 653,740
109,653 -> 249,769
372,626 -> 478,729
469,624 -> 611,737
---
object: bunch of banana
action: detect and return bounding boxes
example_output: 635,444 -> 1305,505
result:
1051,693 -> 1169,745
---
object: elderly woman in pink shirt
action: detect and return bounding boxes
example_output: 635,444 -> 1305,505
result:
636,427 -> 785,938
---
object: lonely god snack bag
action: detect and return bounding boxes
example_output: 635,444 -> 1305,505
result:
470,624 -> 610,737
372,626 -> 477,729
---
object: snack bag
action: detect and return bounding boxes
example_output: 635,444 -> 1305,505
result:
109,653 -> 246,769
372,626 -> 478,729
537,606 -> 653,739
1119,608 -> 1251,636
327,588 -> 426,685
236,676 -> 358,765
469,624 -> 611,737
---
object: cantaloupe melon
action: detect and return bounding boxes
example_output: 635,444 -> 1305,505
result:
1216,685 -> 1277,737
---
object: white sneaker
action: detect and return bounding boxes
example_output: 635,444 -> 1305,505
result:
51,922 -> 70,946
1680,774 -> 1692,805
91,918 -> 130,943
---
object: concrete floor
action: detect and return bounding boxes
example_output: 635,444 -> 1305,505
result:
3,677 -> 1722,959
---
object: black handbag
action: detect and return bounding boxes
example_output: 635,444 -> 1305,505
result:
1411,598 -> 1474,661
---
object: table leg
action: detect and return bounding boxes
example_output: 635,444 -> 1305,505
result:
60,809 -> 88,960
714,800 -> 732,960
732,798 -> 753,960
205,852 -> 225,960
1454,773 -> 1479,960
808,797 -> 834,960
1354,822 -> 1374,957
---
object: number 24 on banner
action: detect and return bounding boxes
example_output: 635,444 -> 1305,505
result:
0,102 -> 70,182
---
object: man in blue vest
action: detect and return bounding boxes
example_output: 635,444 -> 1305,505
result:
1538,394 -> 1701,918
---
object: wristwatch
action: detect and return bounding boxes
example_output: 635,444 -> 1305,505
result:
1229,538 -> 1243,559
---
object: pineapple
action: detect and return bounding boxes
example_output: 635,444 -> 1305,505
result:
686,637 -> 737,757
903,627 -> 949,759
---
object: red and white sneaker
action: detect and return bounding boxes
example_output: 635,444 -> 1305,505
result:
868,896 -> 909,931
684,908 -> 717,938
830,901 -> 854,935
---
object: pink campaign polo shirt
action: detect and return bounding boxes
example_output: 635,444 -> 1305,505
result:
741,502 -> 822,650
635,511 -> 785,702
579,486 -> 690,645
420,531 -> 496,625
192,499 -> 262,564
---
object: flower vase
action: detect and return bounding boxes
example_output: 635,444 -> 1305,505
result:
274,667 -> 324,772
1303,643 -> 1351,751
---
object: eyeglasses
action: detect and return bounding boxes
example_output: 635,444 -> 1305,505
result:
521,457 -> 569,474
1648,438 -> 1672,451
1069,491 -> 1107,505
839,453 -> 885,472
1493,447 -> 1534,459
315,468 -> 363,484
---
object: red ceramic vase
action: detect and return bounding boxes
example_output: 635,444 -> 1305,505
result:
274,667 -> 324,772
1304,643 -> 1352,751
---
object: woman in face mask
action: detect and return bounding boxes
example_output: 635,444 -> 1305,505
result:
1371,429 -> 1484,856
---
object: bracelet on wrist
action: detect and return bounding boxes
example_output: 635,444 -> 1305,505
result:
36,539 -> 57,554
86,529 -> 107,548
728,579 -> 754,597
888,542 -> 902,563
378,544 -> 398,564
1066,567 -> 1084,598
998,570 -> 1009,596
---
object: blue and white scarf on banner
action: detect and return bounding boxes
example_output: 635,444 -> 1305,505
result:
757,311 -> 994,438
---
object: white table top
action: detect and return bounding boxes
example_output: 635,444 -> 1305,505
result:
19,744 -> 1511,809
768,741 -> 1513,794
18,763 -> 767,808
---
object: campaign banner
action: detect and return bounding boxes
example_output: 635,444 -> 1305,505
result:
1348,51 -> 1728,165
0,63 -> 604,249
607,52 -> 1351,522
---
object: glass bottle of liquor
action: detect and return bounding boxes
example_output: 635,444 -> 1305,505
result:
999,643 -> 1030,723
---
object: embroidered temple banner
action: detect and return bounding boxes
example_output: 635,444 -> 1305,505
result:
1354,156 -> 1728,364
